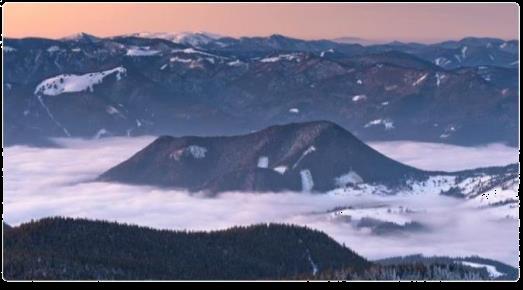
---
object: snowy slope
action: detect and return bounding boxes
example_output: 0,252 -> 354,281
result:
460,261 -> 504,278
34,67 -> 127,96
126,47 -> 160,56
129,32 -> 223,47
260,53 -> 300,63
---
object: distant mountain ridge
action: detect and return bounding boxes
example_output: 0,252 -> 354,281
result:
4,33 -> 518,147
124,31 -> 224,47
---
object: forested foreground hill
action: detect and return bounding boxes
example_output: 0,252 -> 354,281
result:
3,217 -> 370,280
3,218 -> 518,280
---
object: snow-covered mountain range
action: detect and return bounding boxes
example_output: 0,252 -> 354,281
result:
3,33 -> 518,147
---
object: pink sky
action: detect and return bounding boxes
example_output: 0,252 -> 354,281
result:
3,3 -> 519,42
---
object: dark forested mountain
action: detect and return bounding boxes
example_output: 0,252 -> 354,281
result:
3,217 -> 370,280
99,120 -> 519,203
99,120 -> 426,193
3,34 -> 518,147
4,218 -> 516,281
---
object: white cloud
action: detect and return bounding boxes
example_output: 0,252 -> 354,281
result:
3,137 -> 519,267
368,141 -> 518,171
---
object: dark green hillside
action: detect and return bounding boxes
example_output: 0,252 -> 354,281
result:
3,217 -> 370,280
4,218 -> 516,281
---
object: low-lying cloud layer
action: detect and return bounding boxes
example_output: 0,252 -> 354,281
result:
4,137 -> 519,266
368,141 -> 518,171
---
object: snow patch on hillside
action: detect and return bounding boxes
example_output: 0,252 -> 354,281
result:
187,146 -> 207,159
126,47 -> 160,56
47,46 -> 61,53
352,94 -> 367,102
434,57 -> 451,67
170,56 -> 193,63
36,95 -> 71,137
227,60 -> 243,66
170,145 -> 208,160
460,261 -> 503,278
365,119 -> 394,130
435,73 -> 445,87
440,125 -> 457,139
260,54 -> 300,63
300,169 -> 314,192
4,46 -> 17,52
105,106 -> 121,115
257,156 -> 269,168
334,171 -> 364,187
320,49 -> 334,57
306,249 -> 319,275
94,129 -> 110,139
468,177 -> 519,208
273,166 -> 288,175
406,176 -> 456,196
413,73 -> 428,86
34,67 -> 127,96
172,48 -> 223,59
293,146 -> 317,169
461,46 -> 468,59
131,32 -> 222,47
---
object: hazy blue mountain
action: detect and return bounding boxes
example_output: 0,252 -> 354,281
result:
4,34 -> 518,147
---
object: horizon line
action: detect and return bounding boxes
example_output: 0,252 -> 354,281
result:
3,31 -> 519,45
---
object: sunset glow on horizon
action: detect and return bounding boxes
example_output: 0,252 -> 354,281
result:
3,3 -> 519,43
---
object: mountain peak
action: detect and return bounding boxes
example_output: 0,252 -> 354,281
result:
265,120 -> 342,131
61,32 -> 100,42
125,31 -> 224,46
99,121 -> 425,193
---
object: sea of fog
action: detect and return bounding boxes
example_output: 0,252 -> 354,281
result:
3,137 -> 519,266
